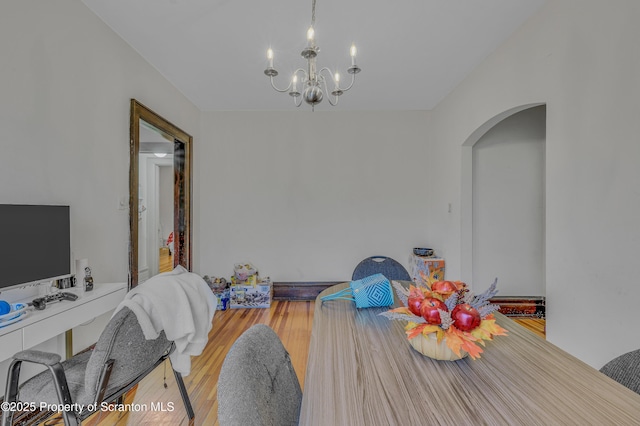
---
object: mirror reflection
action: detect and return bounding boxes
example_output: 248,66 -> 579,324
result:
129,100 -> 192,288
138,121 -> 175,280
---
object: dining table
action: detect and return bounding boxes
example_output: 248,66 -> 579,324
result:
299,282 -> 640,425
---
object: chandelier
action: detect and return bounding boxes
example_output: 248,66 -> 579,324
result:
263,0 -> 361,110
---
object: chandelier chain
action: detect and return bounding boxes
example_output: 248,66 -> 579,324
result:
311,0 -> 316,26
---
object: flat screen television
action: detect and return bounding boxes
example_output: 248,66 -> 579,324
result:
0,204 -> 71,292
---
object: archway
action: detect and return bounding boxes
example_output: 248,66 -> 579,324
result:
460,103 -> 546,297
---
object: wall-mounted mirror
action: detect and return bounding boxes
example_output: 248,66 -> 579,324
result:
129,100 -> 192,287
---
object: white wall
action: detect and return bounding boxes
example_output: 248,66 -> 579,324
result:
197,111 -> 431,281
428,0 -> 640,367
0,0 -> 199,352
0,0 -> 199,283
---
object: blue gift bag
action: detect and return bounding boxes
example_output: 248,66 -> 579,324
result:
321,273 -> 394,308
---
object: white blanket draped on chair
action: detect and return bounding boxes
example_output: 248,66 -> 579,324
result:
114,265 -> 216,375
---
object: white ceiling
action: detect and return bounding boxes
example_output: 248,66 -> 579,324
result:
81,0 -> 545,112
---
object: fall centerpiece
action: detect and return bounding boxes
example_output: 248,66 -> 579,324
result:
380,278 -> 507,360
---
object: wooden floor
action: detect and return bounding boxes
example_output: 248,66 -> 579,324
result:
81,301 -> 314,426
514,317 -> 545,338
159,249 -> 173,274
53,302 -> 542,426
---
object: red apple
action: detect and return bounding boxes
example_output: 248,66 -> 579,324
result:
420,297 -> 448,325
431,280 -> 466,296
451,303 -> 481,332
407,295 -> 424,316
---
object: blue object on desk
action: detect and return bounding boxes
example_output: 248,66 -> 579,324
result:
0,300 -> 10,315
0,303 -> 29,328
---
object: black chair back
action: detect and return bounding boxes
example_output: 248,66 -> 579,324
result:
352,256 -> 411,281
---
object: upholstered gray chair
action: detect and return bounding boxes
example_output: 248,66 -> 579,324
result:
217,324 -> 302,426
1,307 -> 194,426
599,349 -> 640,394
352,255 -> 411,281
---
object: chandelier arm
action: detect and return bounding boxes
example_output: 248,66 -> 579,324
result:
269,68 -> 308,93
269,76 -> 292,93
340,71 -> 357,92
318,72 -> 339,106
293,68 -> 309,81
318,67 -> 335,78
318,67 -> 337,85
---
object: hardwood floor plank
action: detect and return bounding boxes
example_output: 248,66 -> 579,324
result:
159,250 -> 173,273
513,318 -> 546,339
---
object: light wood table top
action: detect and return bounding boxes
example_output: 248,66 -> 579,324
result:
300,282 -> 640,425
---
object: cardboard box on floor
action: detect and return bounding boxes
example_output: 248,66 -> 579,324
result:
230,278 -> 272,309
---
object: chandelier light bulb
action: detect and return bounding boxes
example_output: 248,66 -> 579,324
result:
267,48 -> 274,67
307,27 -> 315,45
334,72 -> 340,85
350,44 -> 357,57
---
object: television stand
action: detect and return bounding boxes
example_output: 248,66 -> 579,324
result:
0,283 -> 127,363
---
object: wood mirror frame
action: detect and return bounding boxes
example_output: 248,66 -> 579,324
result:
129,99 -> 192,288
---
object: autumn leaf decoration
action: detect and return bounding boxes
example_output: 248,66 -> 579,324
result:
380,279 -> 508,360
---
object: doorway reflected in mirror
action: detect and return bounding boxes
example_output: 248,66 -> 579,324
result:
138,121 -> 174,280
129,100 -> 192,288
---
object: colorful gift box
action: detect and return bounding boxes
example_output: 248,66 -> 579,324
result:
409,254 -> 445,286
213,288 -> 230,311
230,278 -> 272,309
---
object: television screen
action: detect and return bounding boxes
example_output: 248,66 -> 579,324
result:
0,204 -> 71,291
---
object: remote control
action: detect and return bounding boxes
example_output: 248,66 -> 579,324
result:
30,292 -> 79,310
59,292 -> 79,301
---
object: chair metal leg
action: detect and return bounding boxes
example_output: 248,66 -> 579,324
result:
1,360 -> 22,426
2,361 -> 78,426
172,370 -> 194,421
47,363 -> 78,426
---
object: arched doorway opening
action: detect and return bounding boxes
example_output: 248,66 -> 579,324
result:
461,104 -> 546,297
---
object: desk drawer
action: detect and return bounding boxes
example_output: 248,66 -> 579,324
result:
0,329 -> 22,362
22,289 -> 125,349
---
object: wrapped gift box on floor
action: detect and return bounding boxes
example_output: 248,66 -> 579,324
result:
214,288 -> 230,311
409,254 -> 445,286
230,278 -> 272,309
202,275 -> 230,310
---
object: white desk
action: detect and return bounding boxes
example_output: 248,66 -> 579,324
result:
0,283 -> 127,363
